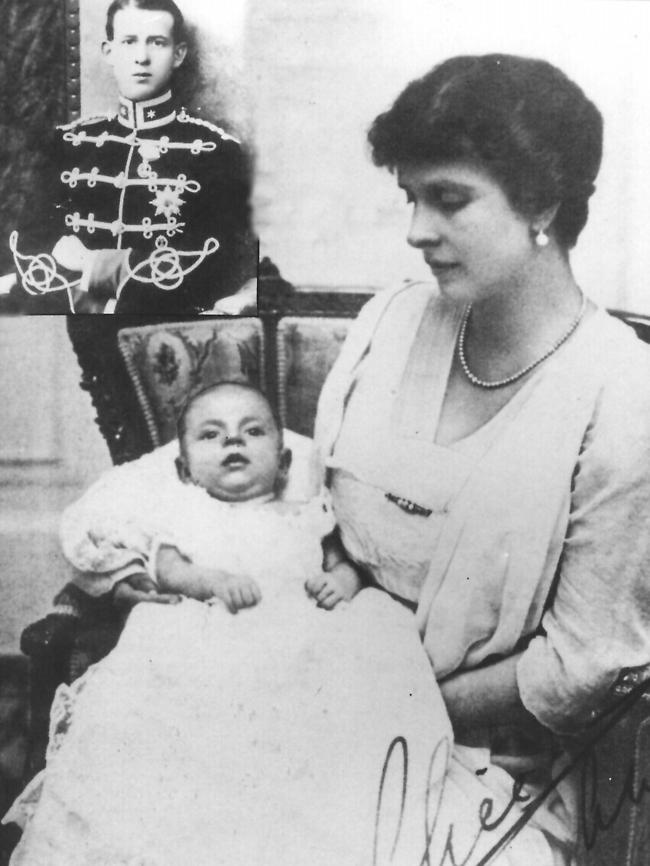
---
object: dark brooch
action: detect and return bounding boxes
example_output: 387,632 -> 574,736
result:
385,492 -> 432,517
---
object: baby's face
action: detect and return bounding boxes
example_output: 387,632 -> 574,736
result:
180,385 -> 285,502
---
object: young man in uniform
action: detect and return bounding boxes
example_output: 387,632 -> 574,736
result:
10,0 -> 256,314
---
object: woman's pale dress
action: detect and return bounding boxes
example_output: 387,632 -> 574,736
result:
314,281 -> 650,863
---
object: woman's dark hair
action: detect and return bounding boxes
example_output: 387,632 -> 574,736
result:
105,0 -> 186,43
368,54 -> 603,248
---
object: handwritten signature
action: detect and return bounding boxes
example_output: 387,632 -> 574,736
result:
373,677 -> 650,865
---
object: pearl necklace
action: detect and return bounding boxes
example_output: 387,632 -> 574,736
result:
457,292 -> 587,390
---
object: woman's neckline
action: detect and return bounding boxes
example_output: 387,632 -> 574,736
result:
431,299 -> 602,449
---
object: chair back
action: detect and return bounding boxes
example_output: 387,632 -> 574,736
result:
117,319 -> 267,448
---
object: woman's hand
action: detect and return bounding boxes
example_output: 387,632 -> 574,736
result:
113,573 -> 183,609
439,653 -> 547,745
305,562 -> 362,610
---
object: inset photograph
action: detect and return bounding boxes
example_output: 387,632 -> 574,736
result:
1,0 -> 257,315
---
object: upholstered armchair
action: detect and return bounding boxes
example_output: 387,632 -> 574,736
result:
17,270 -> 650,864
19,262 -> 372,774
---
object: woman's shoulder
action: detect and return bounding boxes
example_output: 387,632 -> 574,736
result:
578,308 -> 650,459
588,308 -> 650,391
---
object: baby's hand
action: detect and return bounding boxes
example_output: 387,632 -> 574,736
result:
208,573 -> 262,614
305,563 -> 362,610
113,573 -> 183,609
156,548 -> 261,612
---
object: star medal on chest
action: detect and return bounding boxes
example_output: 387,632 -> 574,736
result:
151,185 -> 185,218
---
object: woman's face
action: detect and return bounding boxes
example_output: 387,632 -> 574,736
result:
398,160 -> 536,305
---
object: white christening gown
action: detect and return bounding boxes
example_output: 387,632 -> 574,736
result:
7,492 -> 455,866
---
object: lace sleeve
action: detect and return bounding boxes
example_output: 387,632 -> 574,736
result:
60,442 -> 183,596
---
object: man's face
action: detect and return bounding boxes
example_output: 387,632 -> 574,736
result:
102,7 -> 186,102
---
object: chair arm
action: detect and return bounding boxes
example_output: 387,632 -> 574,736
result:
20,612 -> 80,660
20,584 -> 125,776
20,614 -> 79,778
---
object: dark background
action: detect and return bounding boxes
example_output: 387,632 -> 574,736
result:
0,4 -> 65,851
0,0 -> 66,276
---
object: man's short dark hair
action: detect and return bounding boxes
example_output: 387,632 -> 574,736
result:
105,0 -> 186,43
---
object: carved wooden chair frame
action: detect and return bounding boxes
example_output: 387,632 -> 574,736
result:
63,0 -> 82,123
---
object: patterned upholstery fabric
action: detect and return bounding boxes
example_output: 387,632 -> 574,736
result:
276,317 -> 351,436
117,319 -> 266,447
116,317 -> 353,444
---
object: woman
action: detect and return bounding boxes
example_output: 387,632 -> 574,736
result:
312,53 -> 650,862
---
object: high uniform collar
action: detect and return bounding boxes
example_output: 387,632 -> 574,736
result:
117,90 -> 176,130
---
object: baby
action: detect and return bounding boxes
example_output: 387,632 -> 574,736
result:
112,381 -> 362,612
7,382 -> 449,866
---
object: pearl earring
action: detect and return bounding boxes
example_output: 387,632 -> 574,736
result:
534,228 -> 549,248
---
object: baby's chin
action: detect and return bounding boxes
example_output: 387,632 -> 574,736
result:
204,482 -> 277,503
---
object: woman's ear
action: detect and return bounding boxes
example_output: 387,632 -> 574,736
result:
175,455 -> 192,484
531,202 -> 561,239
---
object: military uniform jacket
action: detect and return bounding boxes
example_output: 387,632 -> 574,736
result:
12,90 -> 256,314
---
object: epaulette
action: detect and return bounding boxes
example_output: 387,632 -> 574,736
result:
57,112 -> 116,131
176,108 -> 240,143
